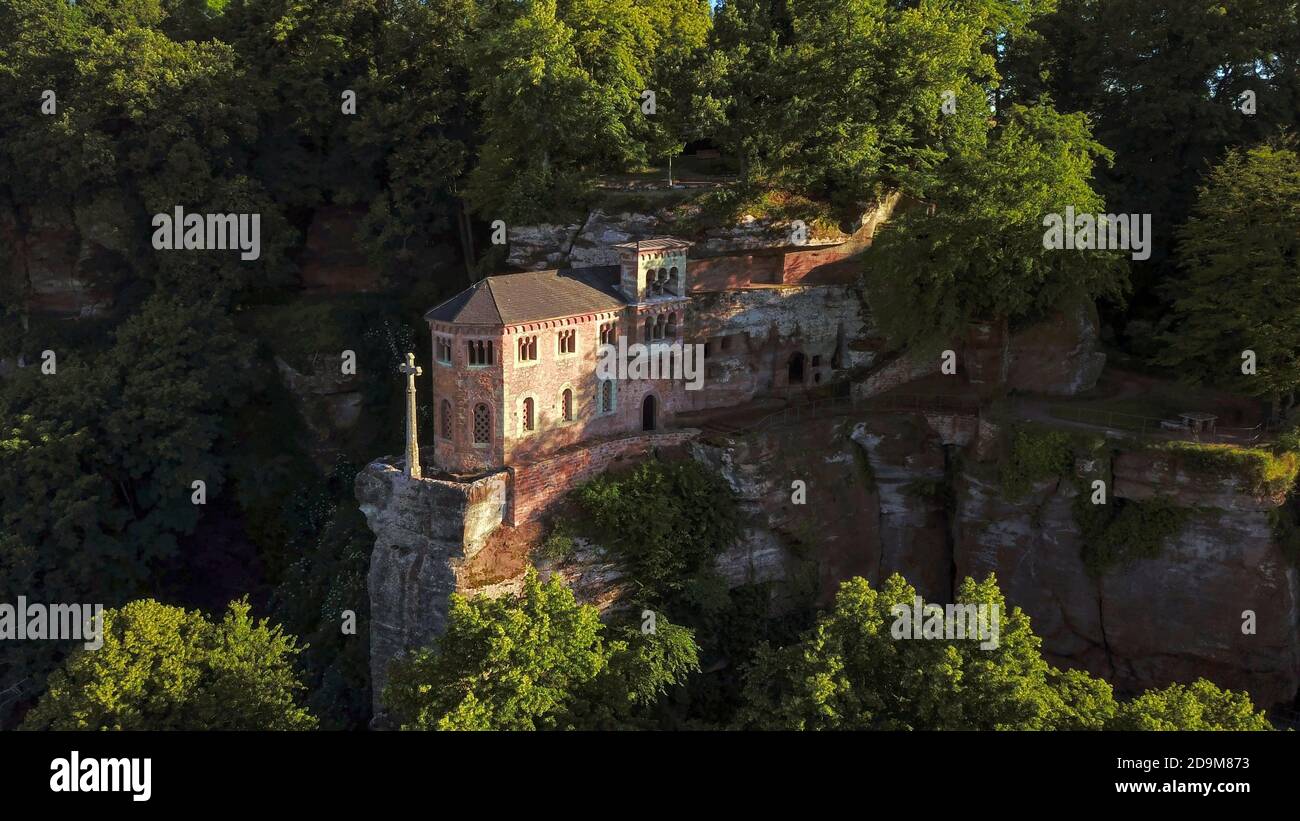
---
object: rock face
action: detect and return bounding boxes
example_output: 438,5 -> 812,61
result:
685,413 -> 1300,708
1,202 -> 120,316
355,459 -> 509,713
297,206 -> 381,292
1006,302 -> 1107,396
358,406 -> 1300,713
274,356 -> 366,465
506,207 -> 863,271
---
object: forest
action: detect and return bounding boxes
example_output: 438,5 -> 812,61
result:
1,0 -> 1299,731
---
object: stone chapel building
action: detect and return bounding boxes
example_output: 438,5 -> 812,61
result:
425,238 -> 694,475
419,232 -> 875,524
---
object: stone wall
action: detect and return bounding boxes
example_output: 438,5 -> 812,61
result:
690,252 -> 783,291
683,284 -> 874,411
508,429 -> 699,525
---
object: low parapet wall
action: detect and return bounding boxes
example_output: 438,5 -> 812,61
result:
508,429 -> 700,525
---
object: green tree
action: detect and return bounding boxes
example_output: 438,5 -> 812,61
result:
737,573 -> 1096,730
737,573 -> 1272,731
464,0 -> 641,221
574,459 -> 740,610
708,0 -> 1048,208
866,103 -> 1127,350
0,295 -> 252,714
1110,679 -> 1272,731
1004,0 -> 1300,249
21,598 -> 316,730
1158,140 -> 1300,417
383,569 -> 698,730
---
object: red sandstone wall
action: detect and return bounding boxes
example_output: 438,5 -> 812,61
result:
689,253 -> 781,291
429,323 -> 505,473
501,305 -> 693,465
508,429 -> 698,524
781,247 -> 859,285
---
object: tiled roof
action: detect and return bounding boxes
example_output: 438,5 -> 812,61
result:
611,237 -> 693,252
424,265 -> 626,326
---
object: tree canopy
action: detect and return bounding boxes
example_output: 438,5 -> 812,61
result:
21,598 -> 316,730
382,569 -> 699,730
736,573 -> 1270,732
1158,139 -> 1300,416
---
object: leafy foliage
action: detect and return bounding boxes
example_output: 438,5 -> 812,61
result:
736,573 -> 1271,731
1110,679 -> 1273,731
999,426 -> 1075,498
1075,495 -> 1189,577
574,459 -> 740,609
737,574 -> 1096,730
21,598 -> 316,730
1157,140 -> 1300,414
868,104 -> 1127,349
382,569 -> 698,730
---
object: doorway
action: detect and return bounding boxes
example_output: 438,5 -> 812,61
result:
642,395 -> 657,431
788,351 -> 805,386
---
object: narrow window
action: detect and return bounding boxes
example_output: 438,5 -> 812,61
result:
518,335 -> 538,362
473,403 -> 490,443
644,317 -> 654,342
665,313 -> 677,338
440,400 -> 452,440
436,335 -> 452,365
557,328 -> 576,354
467,340 -> 494,366
601,380 -> 614,413
562,388 -> 573,421
522,397 -> 535,432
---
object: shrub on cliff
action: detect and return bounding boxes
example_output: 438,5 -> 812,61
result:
574,459 -> 740,609
999,427 -> 1075,498
21,599 -> 316,731
1147,441 -> 1300,498
1075,495 -> 1189,577
382,570 -> 699,730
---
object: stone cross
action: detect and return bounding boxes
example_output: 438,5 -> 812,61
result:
399,352 -> 423,479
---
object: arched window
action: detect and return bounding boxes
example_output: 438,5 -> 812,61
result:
522,397 -> 535,432
600,380 -> 615,413
473,403 -> 491,444
665,312 -> 677,338
440,400 -> 452,440
562,388 -> 573,421
644,317 -> 654,342
654,315 -> 667,340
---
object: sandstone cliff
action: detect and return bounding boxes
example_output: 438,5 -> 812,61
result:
693,414 -> 1300,708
